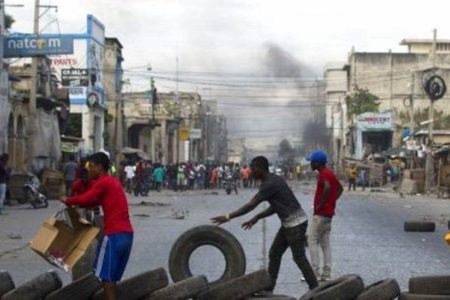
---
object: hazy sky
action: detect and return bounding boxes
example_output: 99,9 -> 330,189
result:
8,0 -> 450,140
10,0 -> 450,77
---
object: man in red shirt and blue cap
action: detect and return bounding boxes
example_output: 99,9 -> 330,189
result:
306,150 -> 343,282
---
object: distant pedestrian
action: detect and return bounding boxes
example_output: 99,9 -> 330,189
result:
0,154 -> 10,215
177,164 -> 186,191
211,156 -> 318,293
347,164 -> 357,191
63,155 -> 78,196
153,163 -> 165,192
306,150 -> 343,282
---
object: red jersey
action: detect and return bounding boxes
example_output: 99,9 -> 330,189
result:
70,178 -> 95,196
314,167 -> 341,218
66,174 -> 133,235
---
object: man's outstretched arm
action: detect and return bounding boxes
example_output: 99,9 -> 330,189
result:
211,196 -> 262,225
242,206 -> 275,230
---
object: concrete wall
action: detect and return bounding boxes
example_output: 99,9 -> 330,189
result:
349,52 -> 450,115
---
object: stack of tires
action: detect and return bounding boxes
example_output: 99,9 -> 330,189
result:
167,225 -> 294,300
300,275 -> 400,300
399,275 -> 450,299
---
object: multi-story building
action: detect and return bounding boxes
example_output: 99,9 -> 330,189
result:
103,37 -> 125,161
52,15 -> 106,155
326,38 -> 450,164
123,91 -> 208,164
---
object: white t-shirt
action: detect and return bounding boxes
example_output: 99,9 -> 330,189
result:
125,165 -> 136,179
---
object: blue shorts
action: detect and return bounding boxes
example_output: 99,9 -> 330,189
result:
94,232 -> 133,282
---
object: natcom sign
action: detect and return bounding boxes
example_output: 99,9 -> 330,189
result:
4,34 -> 74,58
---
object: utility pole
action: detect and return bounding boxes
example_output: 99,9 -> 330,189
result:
28,0 -> 40,170
409,73 -> 415,134
425,29 -> 437,193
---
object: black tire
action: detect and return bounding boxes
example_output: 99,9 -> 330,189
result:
45,273 -> 101,300
356,279 -> 400,300
0,271 -> 15,298
196,269 -> 272,300
300,274 -> 364,300
92,268 -> 169,300
2,271 -> 62,300
42,198 -> 49,208
246,295 -> 296,300
409,275 -> 450,295
399,293 -> 450,300
169,225 -> 246,287
144,275 -> 209,300
404,221 -> 436,232
226,188 -> 231,195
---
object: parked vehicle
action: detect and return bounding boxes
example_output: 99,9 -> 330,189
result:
23,173 -> 48,209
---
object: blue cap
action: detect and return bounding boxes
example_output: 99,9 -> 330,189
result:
306,150 -> 328,163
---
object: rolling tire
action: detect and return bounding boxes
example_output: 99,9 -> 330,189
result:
2,271 -> 62,300
144,275 -> 208,300
409,275 -> 450,295
196,269 -> 272,300
0,271 -> 15,298
169,225 -> 246,287
356,279 -> 400,300
399,293 -> 450,300
92,268 -> 169,300
45,273 -> 101,300
300,274 -> 364,300
404,221 -> 436,232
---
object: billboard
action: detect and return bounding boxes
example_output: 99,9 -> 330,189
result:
356,112 -> 394,132
51,39 -> 87,103
61,68 -> 89,87
4,34 -> 74,58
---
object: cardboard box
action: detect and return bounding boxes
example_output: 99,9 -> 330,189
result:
30,208 -> 100,272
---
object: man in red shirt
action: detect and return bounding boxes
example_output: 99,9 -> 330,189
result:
306,150 -> 343,282
61,152 -> 133,300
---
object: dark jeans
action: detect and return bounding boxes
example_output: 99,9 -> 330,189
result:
65,180 -> 74,196
348,178 -> 356,191
268,222 -> 318,291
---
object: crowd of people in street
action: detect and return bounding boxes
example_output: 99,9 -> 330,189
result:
118,160 -> 259,195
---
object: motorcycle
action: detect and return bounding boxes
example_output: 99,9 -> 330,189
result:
224,172 -> 238,195
23,173 -> 48,209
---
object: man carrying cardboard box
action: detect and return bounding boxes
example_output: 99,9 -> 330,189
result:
61,152 -> 134,300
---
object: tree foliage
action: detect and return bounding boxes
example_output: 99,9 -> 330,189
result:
347,86 -> 380,117
5,14 -> 15,30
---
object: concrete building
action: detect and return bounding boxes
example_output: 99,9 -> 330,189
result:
324,63 -> 347,170
123,91 -> 208,164
8,59 -> 68,172
326,37 -> 450,165
51,15 -> 106,155
103,37 -> 125,161
202,100 -> 228,163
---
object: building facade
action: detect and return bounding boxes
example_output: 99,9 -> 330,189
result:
103,37 -> 124,161
51,15 -> 106,155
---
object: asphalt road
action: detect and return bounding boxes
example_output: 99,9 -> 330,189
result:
0,181 -> 449,297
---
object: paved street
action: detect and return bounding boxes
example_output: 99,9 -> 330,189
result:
0,182 -> 450,297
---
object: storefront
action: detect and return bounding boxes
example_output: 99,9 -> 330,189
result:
350,112 -> 395,159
